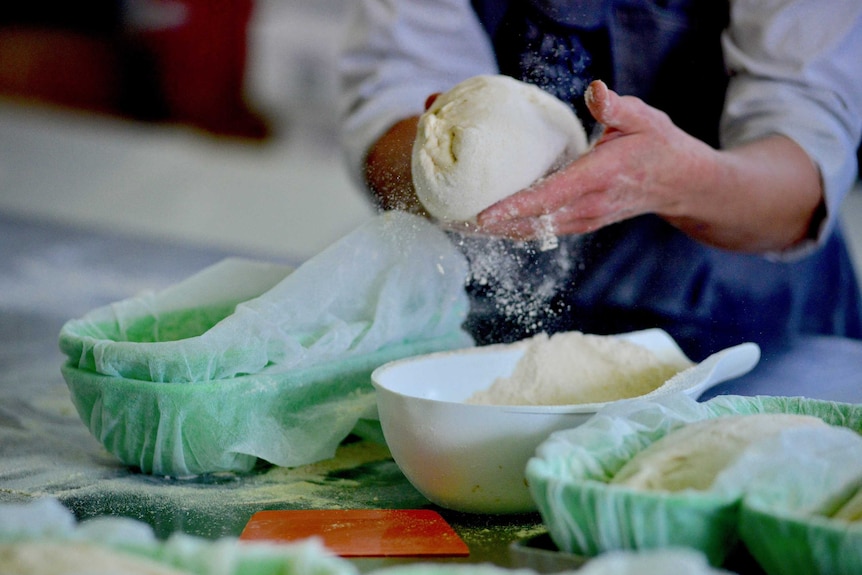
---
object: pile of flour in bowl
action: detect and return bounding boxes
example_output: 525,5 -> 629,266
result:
467,331 -> 692,406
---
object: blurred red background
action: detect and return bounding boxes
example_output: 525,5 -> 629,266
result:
0,0 -> 269,140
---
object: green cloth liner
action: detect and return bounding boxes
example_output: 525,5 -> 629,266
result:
59,212 -> 474,476
526,393 -> 862,570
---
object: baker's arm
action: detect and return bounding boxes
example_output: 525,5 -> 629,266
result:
338,0 -> 496,208
478,81 -> 824,254
479,0 -> 862,256
363,116 -> 423,213
719,0 -> 862,256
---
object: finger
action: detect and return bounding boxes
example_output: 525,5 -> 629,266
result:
585,80 -> 611,123
477,210 -> 609,240
477,186 -> 547,226
475,214 -> 566,241
547,206 -> 632,235
477,193 -> 593,236
585,80 -> 664,136
477,161 -> 592,225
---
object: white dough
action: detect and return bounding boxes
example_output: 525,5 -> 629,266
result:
466,331 -> 691,406
412,75 -> 589,222
611,413 -> 827,492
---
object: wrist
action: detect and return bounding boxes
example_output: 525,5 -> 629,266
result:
363,117 -> 425,214
664,135 -> 823,253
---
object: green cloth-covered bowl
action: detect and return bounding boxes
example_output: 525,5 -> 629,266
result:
728,399 -> 862,575
58,214 -> 477,477
525,394 -> 862,567
63,334 -> 470,477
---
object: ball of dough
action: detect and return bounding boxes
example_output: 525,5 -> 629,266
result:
412,75 -> 589,222
611,413 -> 827,492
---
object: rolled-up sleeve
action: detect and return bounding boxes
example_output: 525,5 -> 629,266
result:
721,0 -> 862,253
337,0 -> 498,191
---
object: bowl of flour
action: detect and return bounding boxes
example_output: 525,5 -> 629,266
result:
371,328 -> 760,514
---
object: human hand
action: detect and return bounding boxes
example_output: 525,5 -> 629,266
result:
474,80 -> 715,239
368,80 -> 820,252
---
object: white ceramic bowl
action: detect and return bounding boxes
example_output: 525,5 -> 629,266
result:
371,329 -> 760,514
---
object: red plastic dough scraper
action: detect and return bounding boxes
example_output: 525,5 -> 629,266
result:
240,509 -> 470,557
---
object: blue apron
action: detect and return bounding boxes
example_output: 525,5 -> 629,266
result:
461,0 -> 862,361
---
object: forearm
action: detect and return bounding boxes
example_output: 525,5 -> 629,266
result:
363,117 -> 426,214
665,134 -> 823,253
339,0 -> 498,207
716,0 -> 862,252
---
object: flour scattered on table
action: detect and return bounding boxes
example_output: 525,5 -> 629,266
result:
467,331 -> 692,406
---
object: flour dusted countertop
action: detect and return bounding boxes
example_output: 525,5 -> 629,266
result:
1,211 -> 861,572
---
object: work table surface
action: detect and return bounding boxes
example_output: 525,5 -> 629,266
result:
2,212 -> 860,572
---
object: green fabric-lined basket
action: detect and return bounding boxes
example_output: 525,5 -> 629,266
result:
729,408 -> 862,575
526,394 -> 862,569
59,212 -> 474,476
740,496 -> 862,575
62,335 -> 470,476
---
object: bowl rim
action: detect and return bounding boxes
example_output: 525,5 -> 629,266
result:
372,329 -> 691,415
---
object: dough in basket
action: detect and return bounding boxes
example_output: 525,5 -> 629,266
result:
412,75 -> 589,222
611,413 -> 827,491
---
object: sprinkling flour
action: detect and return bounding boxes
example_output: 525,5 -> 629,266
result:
455,232 -> 579,336
467,331 -> 692,406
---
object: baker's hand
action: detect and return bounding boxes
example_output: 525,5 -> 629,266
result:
475,80 -> 712,239
475,80 -> 824,254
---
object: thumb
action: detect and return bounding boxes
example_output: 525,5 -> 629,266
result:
585,80 -> 613,123
585,80 -> 654,134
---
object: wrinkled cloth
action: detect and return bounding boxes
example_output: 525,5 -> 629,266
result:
60,211 -> 471,383
58,212 -> 474,475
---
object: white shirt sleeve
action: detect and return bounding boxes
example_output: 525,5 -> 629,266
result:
337,0 -> 498,191
721,0 -> 862,254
